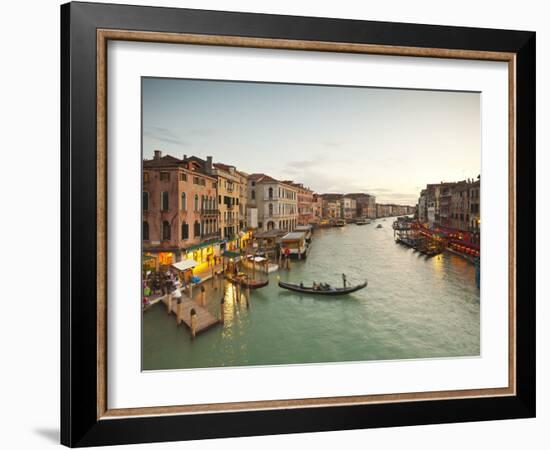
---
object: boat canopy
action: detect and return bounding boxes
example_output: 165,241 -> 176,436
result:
249,256 -> 267,262
282,232 -> 306,241
171,259 -> 199,272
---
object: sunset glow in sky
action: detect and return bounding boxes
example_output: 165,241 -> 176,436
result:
142,77 -> 480,205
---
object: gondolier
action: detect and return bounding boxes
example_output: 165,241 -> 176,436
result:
342,273 -> 347,288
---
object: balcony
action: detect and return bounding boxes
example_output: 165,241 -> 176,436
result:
201,231 -> 221,240
200,209 -> 219,215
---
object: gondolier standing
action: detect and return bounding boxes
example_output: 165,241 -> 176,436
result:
342,273 -> 347,288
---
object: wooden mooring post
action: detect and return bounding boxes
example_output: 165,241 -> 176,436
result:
176,300 -> 183,325
190,308 -> 197,340
220,298 -> 225,324
200,285 -> 206,306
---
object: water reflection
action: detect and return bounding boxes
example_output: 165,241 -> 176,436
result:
143,221 -> 480,370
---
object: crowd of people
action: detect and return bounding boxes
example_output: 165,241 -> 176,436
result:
142,270 -> 186,304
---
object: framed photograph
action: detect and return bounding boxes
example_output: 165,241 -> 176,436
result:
61,1 -> 536,447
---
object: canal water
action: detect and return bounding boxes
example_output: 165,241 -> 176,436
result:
143,220 -> 480,370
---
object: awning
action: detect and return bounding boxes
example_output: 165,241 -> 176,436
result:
171,259 -> 199,272
185,239 -> 221,253
222,251 -> 241,259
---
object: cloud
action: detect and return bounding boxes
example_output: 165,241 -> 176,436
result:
322,141 -> 342,148
144,126 -> 189,146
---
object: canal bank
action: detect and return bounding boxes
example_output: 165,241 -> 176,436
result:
143,221 -> 480,370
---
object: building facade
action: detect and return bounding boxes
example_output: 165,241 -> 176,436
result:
417,177 -> 481,234
311,194 -> 323,223
211,161 -> 244,240
142,151 -> 219,265
320,194 -> 343,219
346,193 -> 376,218
247,174 -> 298,231
340,196 -> 357,219
287,182 -> 314,225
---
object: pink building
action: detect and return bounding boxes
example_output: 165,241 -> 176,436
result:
283,181 -> 315,225
142,151 -> 219,265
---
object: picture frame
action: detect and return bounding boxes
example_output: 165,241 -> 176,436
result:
60,1 -> 535,447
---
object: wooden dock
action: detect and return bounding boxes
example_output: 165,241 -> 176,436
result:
162,295 -> 221,336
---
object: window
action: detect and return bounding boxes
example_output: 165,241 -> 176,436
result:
143,221 -> 149,240
160,172 -> 170,181
161,191 -> 169,211
143,172 -> 149,183
251,189 -> 255,200
181,222 -> 189,240
268,187 -> 273,199
269,203 -> 273,216
180,173 -> 187,182
194,221 -> 201,237
193,176 -> 199,185
181,192 -> 186,211
142,191 -> 149,211
162,221 -> 171,240
194,194 -> 199,211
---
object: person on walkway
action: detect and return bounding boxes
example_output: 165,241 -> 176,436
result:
172,286 -> 182,303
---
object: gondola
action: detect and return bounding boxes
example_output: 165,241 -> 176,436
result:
226,273 -> 269,289
278,280 -> 367,295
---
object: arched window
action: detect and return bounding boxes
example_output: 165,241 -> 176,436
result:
143,221 -> 149,240
161,191 -> 169,211
162,221 -> 171,240
268,203 -> 273,217
181,192 -> 186,211
181,222 -> 189,240
142,192 -> 149,211
251,189 -> 255,200
268,187 -> 273,199
194,221 -> 201,237
194,194 -> 199,211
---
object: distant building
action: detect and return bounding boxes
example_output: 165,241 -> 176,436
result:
418,189 -> 427,223
345,193 -> 376,218
340,196 -> 357,219
416,177 -> 481,234
311,194 -> 323,223
319,194 -> 343,219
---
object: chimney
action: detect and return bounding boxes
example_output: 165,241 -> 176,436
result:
183,154 -> 187,161
154,150 -> 162,160
206,156 -> 213,171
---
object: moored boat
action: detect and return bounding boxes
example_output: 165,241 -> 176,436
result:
334,219 -> 346,227
278,280 -> 367,295
226,273 -> 269,289
356,218 -> 371,225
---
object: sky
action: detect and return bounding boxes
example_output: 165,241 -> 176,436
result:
142,77 -> 480,205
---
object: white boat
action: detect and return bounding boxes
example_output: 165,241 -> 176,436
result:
356,218 -> 371,225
